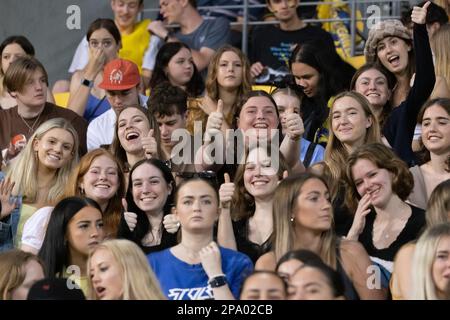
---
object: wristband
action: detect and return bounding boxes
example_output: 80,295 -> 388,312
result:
81,78 -> 94,88
208,275 -> 227,288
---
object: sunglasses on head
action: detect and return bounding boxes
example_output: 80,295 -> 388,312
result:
176,171 -> 217,180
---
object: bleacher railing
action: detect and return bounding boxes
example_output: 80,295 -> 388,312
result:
142,0 -> 407,56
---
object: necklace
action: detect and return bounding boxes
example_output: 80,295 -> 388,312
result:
19,110 -> 43,135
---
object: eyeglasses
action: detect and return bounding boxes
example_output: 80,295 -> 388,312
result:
89,39 -> 114,49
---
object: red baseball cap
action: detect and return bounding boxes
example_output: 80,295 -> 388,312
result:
99,59 -> 140,90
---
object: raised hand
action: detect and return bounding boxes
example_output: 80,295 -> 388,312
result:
122,198 -> 137,232
0,178 -> 16,219
346,193 -> 372,240
284,109 -> 304,141
219,173 -> 235,209
199,241 -> 223,279
250,62 -> 265,78
204,99 -> 224,143
85,48 -> 106,80
277,170 -> 289,186
411,1 -> 431,25
163,213 -> 180,234
142,129 -> 157,159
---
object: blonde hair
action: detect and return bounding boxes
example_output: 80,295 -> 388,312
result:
6,118 -> 79,204
325,91 -> 381,198
87,239 -> 165,300
411,222 -> 450,300
62,149 -> 126,238
431,24 -> 450,90
426,179 -> 450,227
272,173 -> 337,268
0,249 -> 44,300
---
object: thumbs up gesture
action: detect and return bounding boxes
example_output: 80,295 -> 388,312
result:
163,213 -> 180,234
122,198 -> 138,232
204,99 -> 224,143
142,129 -> 157,159
284,109 -> 304,142
219,173 -> 235,209
411,1 -> 430,25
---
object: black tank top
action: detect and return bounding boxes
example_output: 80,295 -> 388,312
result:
232,218 -> 272,264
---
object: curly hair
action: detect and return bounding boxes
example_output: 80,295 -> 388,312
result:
148,81 -> 187,117
344,143 -> 414,212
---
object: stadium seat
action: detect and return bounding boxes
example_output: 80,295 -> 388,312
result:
53,92 -> 70,108
251,85 -> 275,93
345,55 -> 366,69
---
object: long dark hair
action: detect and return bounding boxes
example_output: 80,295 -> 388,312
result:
39,197 -> 102,278
0,35 -> 35,75
110,105 -> 165,172
290,41 -> 355,101
290,41 -> 355,139
122,158 -> 175,245
417,98 -> 450,170
86,18 -> 121,44
149,42 -> 204,97
233,90 -> 284,144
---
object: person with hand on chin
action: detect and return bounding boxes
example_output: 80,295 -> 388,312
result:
344,143 -> 426,282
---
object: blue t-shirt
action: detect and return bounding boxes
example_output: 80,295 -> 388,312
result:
300,138 -> 325,167
148,246 -> 253,300
83,94 -> 110,123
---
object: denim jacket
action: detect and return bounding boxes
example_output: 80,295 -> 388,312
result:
0,171 -> 22,252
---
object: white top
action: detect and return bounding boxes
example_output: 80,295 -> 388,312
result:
21,206 -> 54,251
413,123 -> 422,141
68,35 -> 161,73
87,94 -> 148,151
